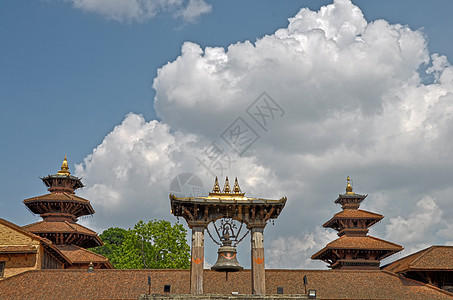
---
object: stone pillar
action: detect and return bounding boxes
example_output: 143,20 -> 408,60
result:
190,226 -> 205,295
250,226 -> 265,295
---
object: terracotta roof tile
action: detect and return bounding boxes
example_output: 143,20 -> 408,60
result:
312,235 -> 403,260
56,245 -> 110,264
23,220 -> 98,236
333,209 -> 383,219
326,235 -> 403,250
1,218 -> 42,241
23,192 -> 95,216
384,246 -> 453,273
0,269 -> 451,299
23,192 -> 91,205
323,209 -> 384,228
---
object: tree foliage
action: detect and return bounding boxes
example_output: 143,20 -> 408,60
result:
91,220 -> 190,269
90,227 -> 127,267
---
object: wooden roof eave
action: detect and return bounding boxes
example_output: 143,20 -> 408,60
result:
40,174 -> 84,188
323,216 -> 384,229
41,241 -> 72,265
23,193 -> 92,205
311,246 -> 329,260
405,267 -> 453,272
170,195 -> 286,206
379,248 -> 404,260
334,193 -> 368,203
326,245 -> 403,253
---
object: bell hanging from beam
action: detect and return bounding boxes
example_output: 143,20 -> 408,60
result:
211,233 -> 243,273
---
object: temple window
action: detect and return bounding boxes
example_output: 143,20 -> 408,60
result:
0,261 -> 5,278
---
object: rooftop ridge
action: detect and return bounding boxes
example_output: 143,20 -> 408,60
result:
64,220 -> 77,231
333,209 -> 383,217
57,245 -> 112,264
23,192 -> 91,203
366,235 -> 405,249
409,245 -> 436,267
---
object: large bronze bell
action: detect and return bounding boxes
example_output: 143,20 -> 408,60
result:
211,234 -> 243,272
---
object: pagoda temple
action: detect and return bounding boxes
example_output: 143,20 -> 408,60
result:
22,156 -> 112,269
311,177 -> 403,270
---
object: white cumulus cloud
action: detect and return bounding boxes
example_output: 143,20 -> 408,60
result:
266,227 -> 338,269
385,197 -> 443,245
77,0 -> 453,268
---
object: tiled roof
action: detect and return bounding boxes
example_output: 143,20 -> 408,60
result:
23,220 -> 98,236
23,192 -> 95,216
332,209 -> 383,219
383,246 -> 453,273
0,269 -> 451,299
323,209 -> 383,228
1,218 -> 41,240
56,244 -> 112,266
23,220 -> 102,247
312,235 -> 403,260
334,192 -> 367,203
0,245 -> 37,253
326,235 -> 402,250
23,192 -> 91,205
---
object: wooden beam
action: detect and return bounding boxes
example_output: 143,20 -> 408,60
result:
263,207 -> 276,222
184,208 -> 195,221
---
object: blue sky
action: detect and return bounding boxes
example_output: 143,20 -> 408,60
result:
2,0 -> 453,268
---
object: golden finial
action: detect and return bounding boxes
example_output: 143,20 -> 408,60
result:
346,176 -> 354,194
212,177 -> 221,193
233,177 -> 242,193
57,155 -> 70,176
223,176 -> 230,193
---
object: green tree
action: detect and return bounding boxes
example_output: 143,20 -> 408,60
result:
90,227 -> 127,268
116,220 -> 190,269
91,220 -> 190,269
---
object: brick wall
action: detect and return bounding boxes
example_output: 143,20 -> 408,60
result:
0,224 -> 40,246
0,223 -> 40,279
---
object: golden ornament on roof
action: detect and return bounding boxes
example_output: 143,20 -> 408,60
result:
212,177 -> 221,193
233,177 -> 242,194
223,176 -> 231,193
346,176 -> 354,194
57,155 -> 71,176
208,177 -> 246,198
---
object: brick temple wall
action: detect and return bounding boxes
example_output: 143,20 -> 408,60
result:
0,222 -> 40,279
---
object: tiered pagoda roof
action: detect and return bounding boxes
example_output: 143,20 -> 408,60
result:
22,220 -> 101,248
23,192 -> 94,222
21,157 -> 110,268
312,177 -> 403,270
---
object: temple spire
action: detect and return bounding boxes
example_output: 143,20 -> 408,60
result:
223,176 -> 230,193
23,157 -> 98,248
57,155 -> 70,176
312,177 -> 402,270
346,176 -> 354,195
212,177 -> 221,193
233,177 -> 242,193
